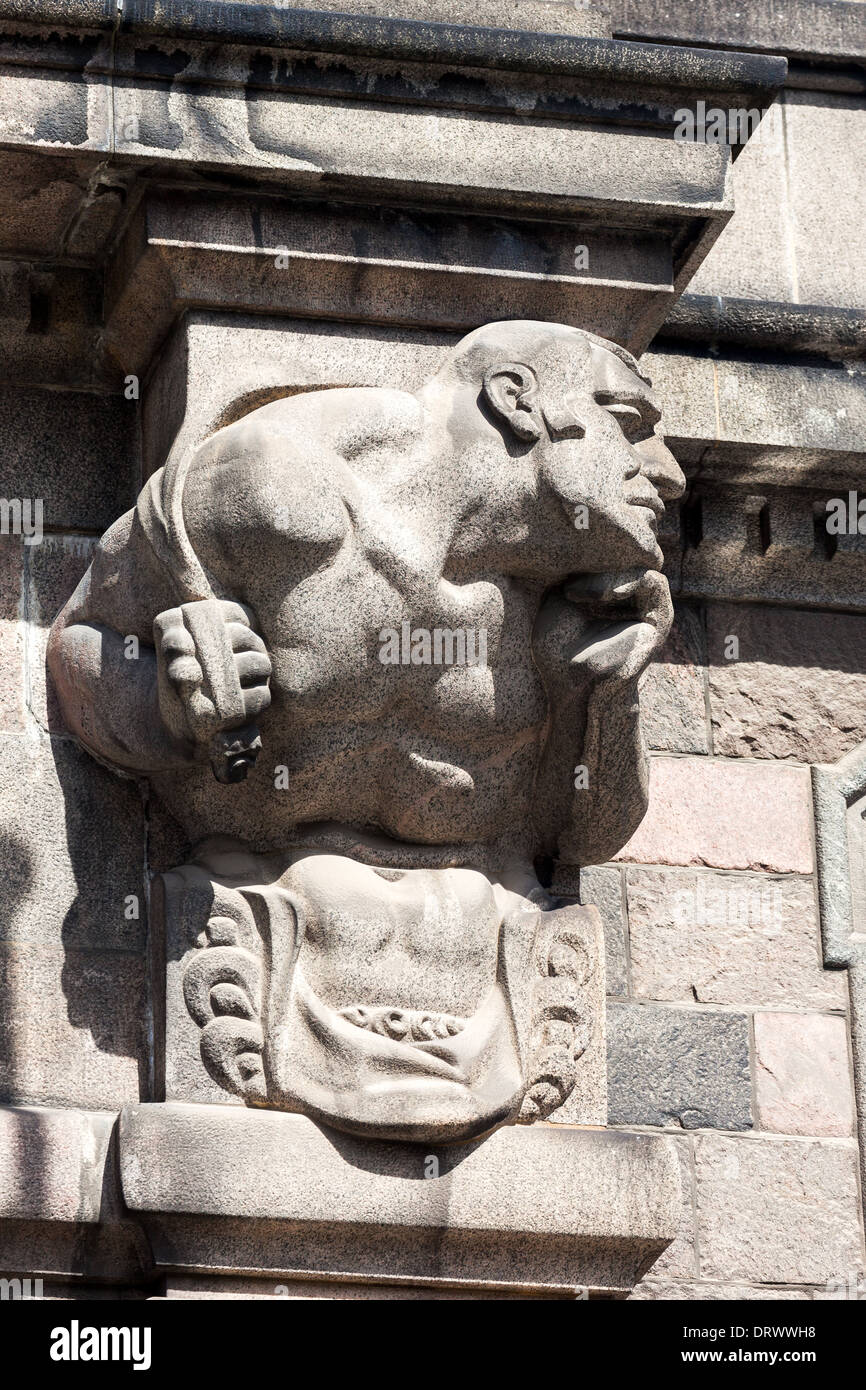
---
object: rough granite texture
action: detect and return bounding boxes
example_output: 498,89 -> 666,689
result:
640,602 -> 710,754
117,1102 -> 681,1293
626,867 -> 844,1010
616,757 -> 815,873
0,540 -> 23,733
755,1012 -> 855,1138
572,862 -> 629,997
0,1 -> 862,1304
694,1134 -> 864,1285
607,1002 -> 753,1131
708,603 -> 866,763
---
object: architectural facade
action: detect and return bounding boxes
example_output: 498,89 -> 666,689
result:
0,0 -> 864,1300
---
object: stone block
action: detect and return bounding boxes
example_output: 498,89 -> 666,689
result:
714,358 -> 866,454
615,757 -> 814,873
640,602 -> 709,754
689,102 -> 794,303
708,603 -> 866,763
626,867 -> 845,1010
0,942 -> 143,1108
642,349 -> 719,447
0,539 -> 24,733
755,1012 -> 855,1138
572,863 -> 629,997
0,388 -> 138,533
695,1133 -> 864,1284
607,1002 -> 753,1131
0,1104 -> 153,1284
0,149 -> 104,263
0,733 -> 146,952
784,93 -> 866,310
119,1102 -> 681,1295
606,0 -> 866,62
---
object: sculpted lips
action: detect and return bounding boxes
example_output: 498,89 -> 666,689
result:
624,485 -> 665,520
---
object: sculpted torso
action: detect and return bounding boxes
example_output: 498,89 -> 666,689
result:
53,324 -> 684,864
180,387 -> 550,846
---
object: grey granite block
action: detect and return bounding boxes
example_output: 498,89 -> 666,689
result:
608,1002 -> 753,1131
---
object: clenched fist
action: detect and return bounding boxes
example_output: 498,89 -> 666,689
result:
153,599 -> 272,782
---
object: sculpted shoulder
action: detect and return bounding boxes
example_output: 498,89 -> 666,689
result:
181,386 -> 425,585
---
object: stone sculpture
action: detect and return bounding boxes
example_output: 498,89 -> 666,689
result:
48,320 -> 685,1141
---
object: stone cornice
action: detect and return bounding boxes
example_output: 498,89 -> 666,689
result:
0,0 -> 788,106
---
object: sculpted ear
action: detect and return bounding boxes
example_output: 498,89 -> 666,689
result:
482,362 -> 544,443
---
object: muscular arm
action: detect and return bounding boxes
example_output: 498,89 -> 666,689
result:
47,510 -> 198,772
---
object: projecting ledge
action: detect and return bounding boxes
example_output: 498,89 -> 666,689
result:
118,1103 -> 680,1297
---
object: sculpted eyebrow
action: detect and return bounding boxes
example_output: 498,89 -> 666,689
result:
593,390 -> 661,427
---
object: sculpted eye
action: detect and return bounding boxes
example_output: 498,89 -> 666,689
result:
604,403 -> 653,443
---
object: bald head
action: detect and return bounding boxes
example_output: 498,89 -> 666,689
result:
437,320 -> 648,390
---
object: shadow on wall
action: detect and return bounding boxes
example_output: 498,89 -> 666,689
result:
0,549 -> 155,1109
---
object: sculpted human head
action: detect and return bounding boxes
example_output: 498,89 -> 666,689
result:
426,320 -> 685,574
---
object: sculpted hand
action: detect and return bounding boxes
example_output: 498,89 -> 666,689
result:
154,599 -> 272,782
564,568 -> 673,684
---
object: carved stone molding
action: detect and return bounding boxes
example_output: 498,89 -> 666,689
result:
812,742 -> 866,1215
117,1102 -> 681,1297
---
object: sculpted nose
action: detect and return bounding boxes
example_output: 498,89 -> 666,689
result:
639,435 -> 686,502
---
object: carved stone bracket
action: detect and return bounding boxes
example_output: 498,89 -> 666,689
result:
161,841 -> 603,1144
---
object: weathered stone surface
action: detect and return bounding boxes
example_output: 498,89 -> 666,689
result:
607,1003 -> 753,1131
646,351 -> 866,466
695,1134 -> 864,1284
0,539 -> 23,733
119,1103 -> 681,1294
572,862 -> 629,997
0,941 -> 143,1107
0,1104 -> 153,1285
784,94 -> 866,311
0,389 -> 138,532
714,358 -> 866,455
643,1134 -> 698,1280
679,482 -> 866,613
755,1012 -> 855,1138
0,733 -> 145,953
626,867 -> 845,1010
708,603 -> 866,763
161,1273 -> 560,1299
639,602 -> 709,754
162,843 -> 606,1138
283,0 -> 611,36
616,757 -> 814,873
0,1104 -> 114,1222
606,0 -> 866,61
631,1280 -> 812,1300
